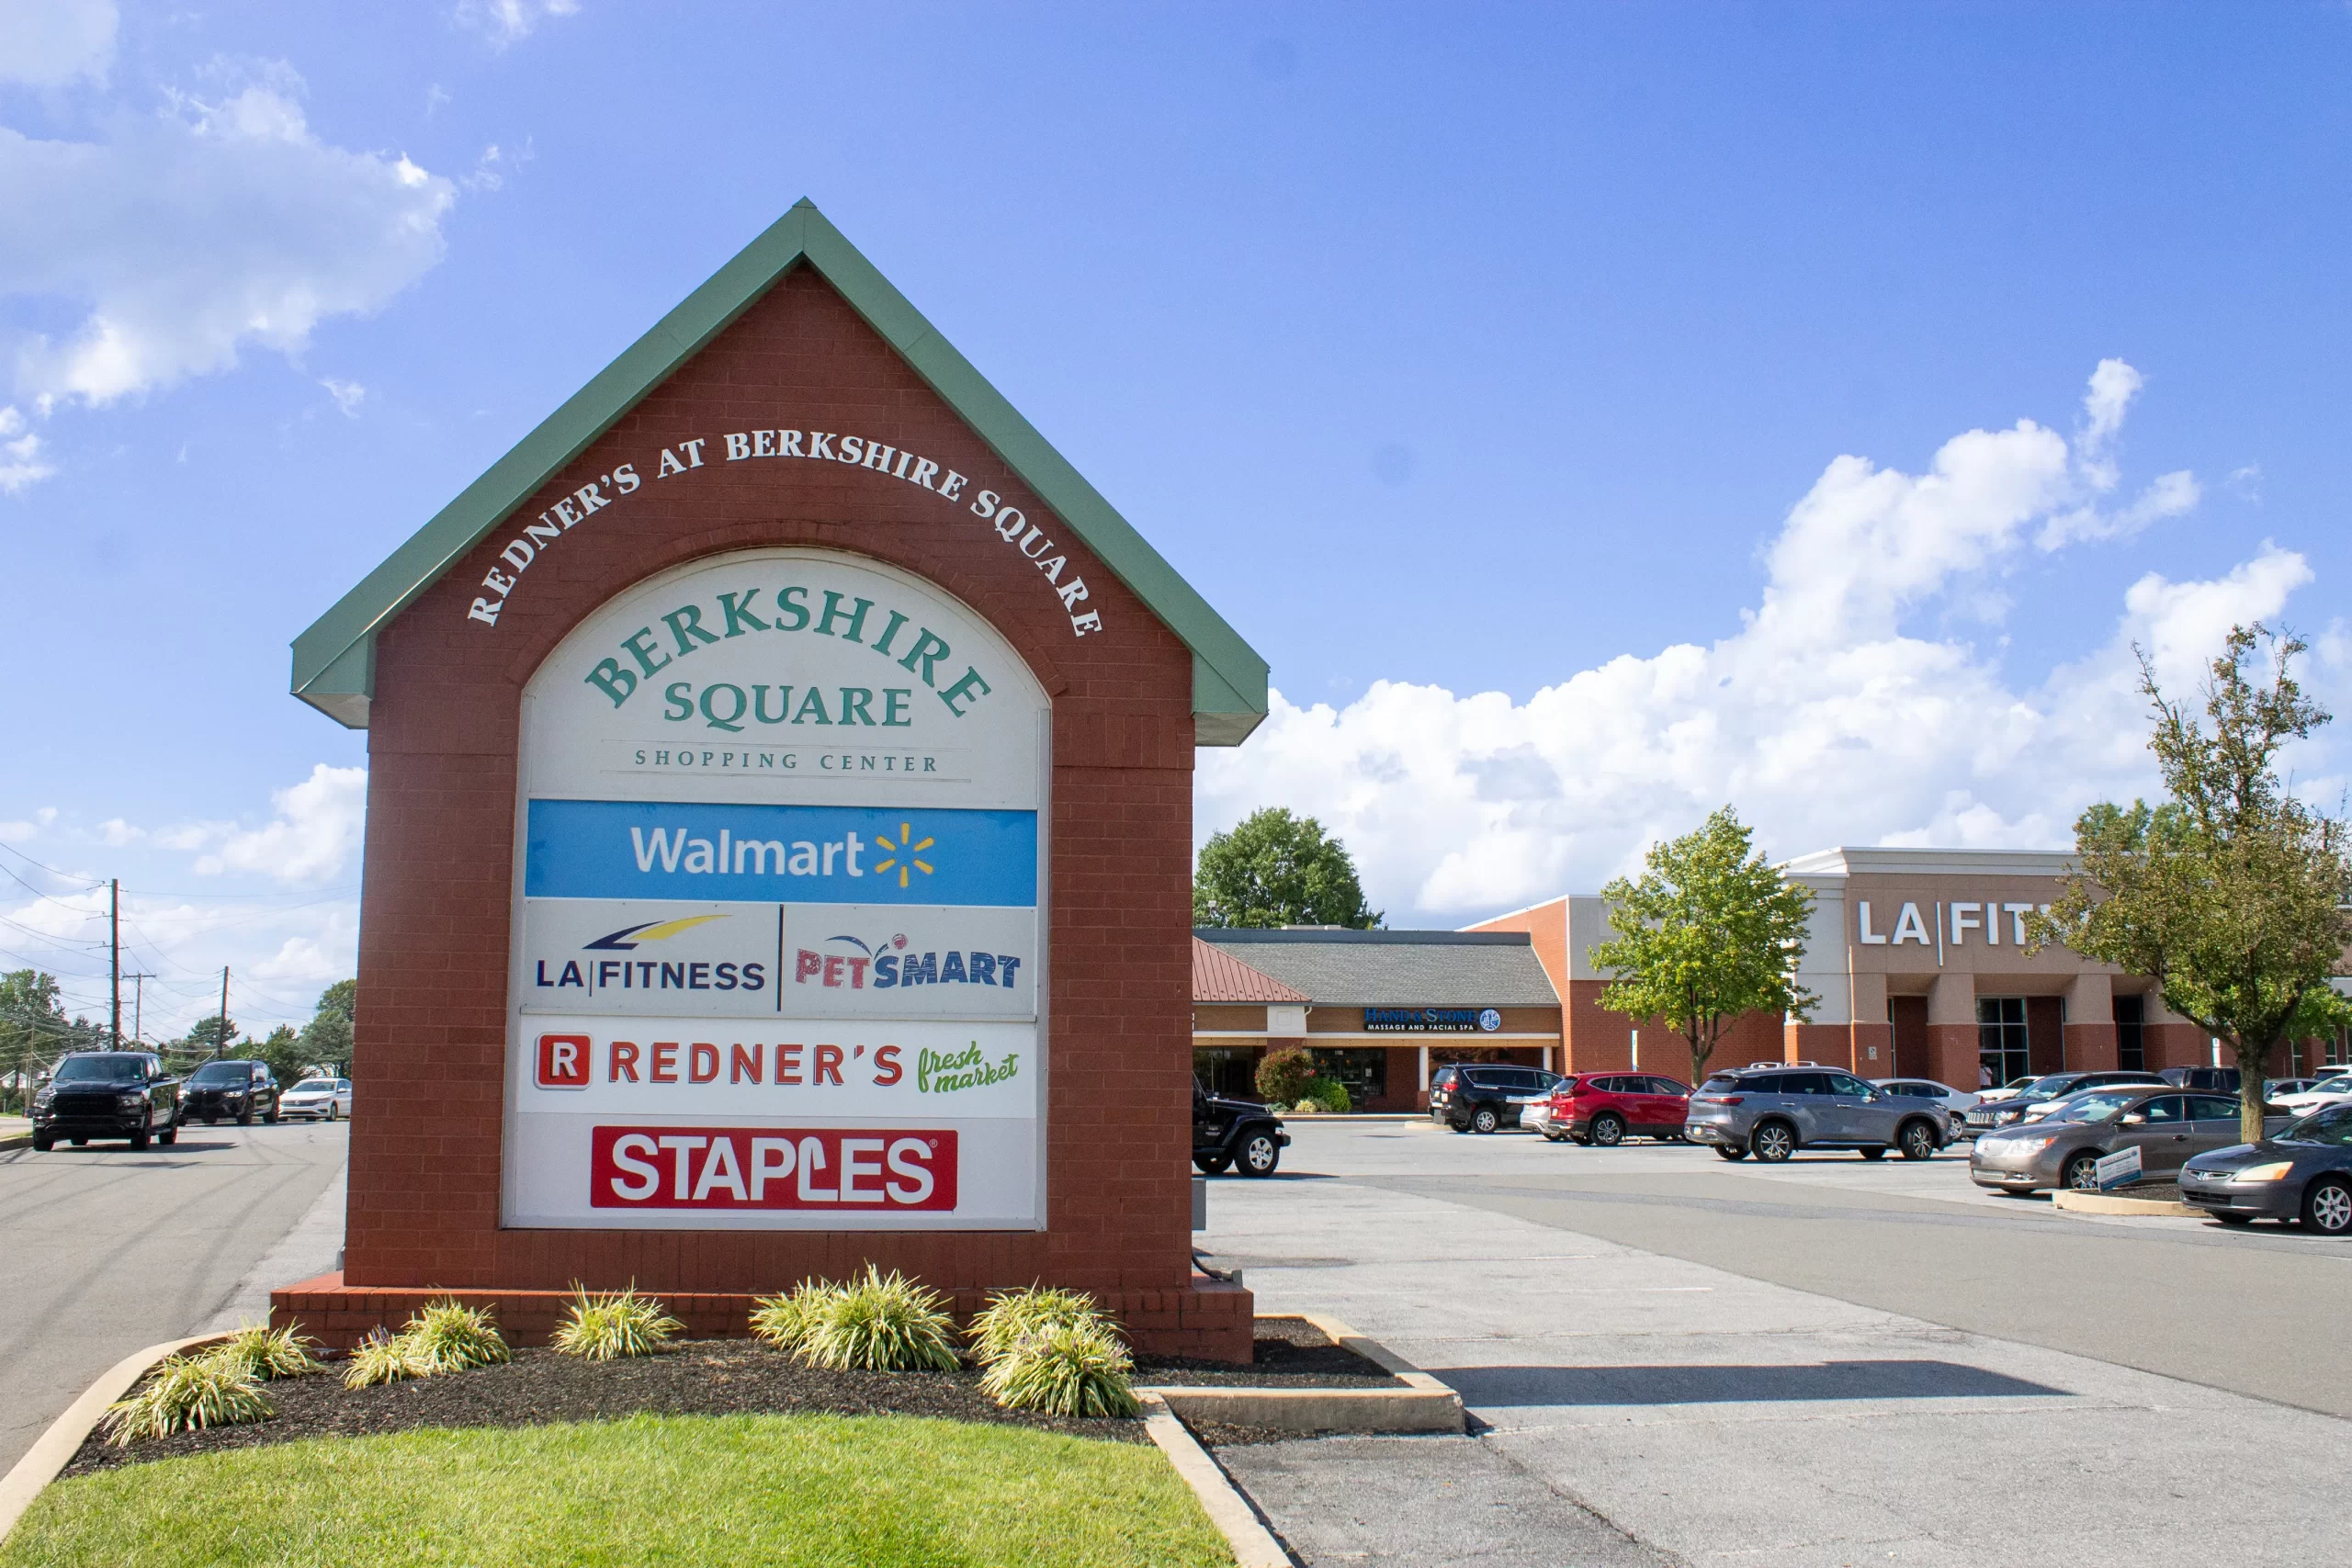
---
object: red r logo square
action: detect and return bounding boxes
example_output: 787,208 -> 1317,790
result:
537,1033 -> 591,1089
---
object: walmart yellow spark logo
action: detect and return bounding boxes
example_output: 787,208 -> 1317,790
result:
871,823 -> 935,890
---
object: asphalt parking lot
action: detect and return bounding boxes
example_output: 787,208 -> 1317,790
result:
0,1119 -> 347,1476
1204,1118 -> 2349,1568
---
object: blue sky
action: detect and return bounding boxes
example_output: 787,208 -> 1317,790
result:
4,1 -> 2349,1034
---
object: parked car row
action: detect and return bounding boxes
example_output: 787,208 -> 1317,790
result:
26,1051 -> 351,1152
1965,1080 -> 2352,1235
1427,1060 -> 1962,1164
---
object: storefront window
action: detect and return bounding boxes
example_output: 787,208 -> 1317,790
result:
1314,1048 -> 1388,1106
2114,994 -> 2145,1072
1978,997 -> 2029,1087
1193,1048 -> 1261,1100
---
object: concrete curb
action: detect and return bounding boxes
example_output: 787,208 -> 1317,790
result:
1137,1313 -> 1465,1436
2052,1189 -> 2202,1217
0,1333 -> 232,1547
0,1134 -> 28,1153
1138,1393 -> 1297,1567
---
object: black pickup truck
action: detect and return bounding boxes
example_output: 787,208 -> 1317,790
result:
31,1052 -> 181,1151
1193,1081 -> 1288,1177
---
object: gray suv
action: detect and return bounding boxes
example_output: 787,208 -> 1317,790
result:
1683,1065 -> 1948,1163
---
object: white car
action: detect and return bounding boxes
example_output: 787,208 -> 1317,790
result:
1871,1078 -> 1980,1132
280,1077 -> 353,1122
2270,1072 -> 2352,1119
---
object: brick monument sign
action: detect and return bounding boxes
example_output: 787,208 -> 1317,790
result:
273,201 -> 1268,1360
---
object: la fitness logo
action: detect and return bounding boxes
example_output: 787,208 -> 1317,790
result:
533,912 -> 769,998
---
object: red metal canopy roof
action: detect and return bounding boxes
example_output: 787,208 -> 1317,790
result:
1193,937 -> 1310,1004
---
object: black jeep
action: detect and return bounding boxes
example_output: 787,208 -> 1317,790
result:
1193,1081 -> 1289,1178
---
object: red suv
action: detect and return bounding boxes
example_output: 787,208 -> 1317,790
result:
1528,1073 -> 1693,1146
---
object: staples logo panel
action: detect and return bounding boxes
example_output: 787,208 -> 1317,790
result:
519,900 -> 1035,1020
590,1126 -> 957,1212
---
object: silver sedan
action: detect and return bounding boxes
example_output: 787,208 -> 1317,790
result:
1968,1087 -> 2263,1195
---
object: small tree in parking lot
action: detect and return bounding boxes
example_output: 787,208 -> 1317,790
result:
2034,626 -> 2352,1147
1591,807 -> 1818,1089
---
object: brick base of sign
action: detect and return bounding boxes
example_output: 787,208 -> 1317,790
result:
270,1272 -> 1255,1363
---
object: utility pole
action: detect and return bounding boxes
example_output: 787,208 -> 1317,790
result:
109,879 -> 121,1048
128,974 -> 155,1045
217,966 -> 231,1057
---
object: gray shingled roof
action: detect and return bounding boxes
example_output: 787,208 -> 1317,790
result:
1193,930 -> 1560,1008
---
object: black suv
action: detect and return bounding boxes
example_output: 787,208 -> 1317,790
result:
1193,1081 -> 1288,1177
183,1058 -> 281,1125
1430,1063 -> 1565,1134
31,1052 -> 181,1151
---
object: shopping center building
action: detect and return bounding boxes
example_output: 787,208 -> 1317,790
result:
1191,929 -> 1562,1111
1194,845 -> 2352,1109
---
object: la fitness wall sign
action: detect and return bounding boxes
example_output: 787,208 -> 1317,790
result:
463,429 -> 1104,640
503,546 -> 1049,1231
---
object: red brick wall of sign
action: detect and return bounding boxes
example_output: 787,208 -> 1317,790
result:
273,267 -> 1248,1359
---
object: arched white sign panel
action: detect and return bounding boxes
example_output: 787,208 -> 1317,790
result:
501,547 -> 1049,1230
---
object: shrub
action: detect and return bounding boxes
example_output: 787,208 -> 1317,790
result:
403,1300 -> 511,1372
104,1354 -> 274,1445
1290,1099 -> 1322,1115
343,1329 -> 428,1389
979,1321 -> 1140,1417
1255,1046 -> 1317,1106
1309,1077 -> 1352,1113
551,1285 -> 683,1360
749,1278 -> 845,1357
967,1286 -> 1113,1368
210,1324 -> 323,1382
796,1266 -> 960,1372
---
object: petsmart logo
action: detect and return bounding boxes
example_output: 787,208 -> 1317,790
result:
793,931 -> 1023,992
525,800 -> 1035,908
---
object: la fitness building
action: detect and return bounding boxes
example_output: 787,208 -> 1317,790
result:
275,203 -> 1269,1360
1471,846 -> 2351,1089
1194,845 -> 2351,1106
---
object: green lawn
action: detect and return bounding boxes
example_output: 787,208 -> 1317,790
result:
4,1414 -> 1235,1567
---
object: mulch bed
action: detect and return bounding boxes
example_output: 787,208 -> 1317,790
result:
65,1321 -> 1396,1476
1136,1318 -> 1397,1389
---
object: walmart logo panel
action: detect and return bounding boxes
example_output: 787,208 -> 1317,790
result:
518,898 -> 1037,1020
524,798 -> 1036,905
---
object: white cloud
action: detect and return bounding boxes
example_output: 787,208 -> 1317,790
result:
0,403 -> 54,492
0,0 -> 117,88
0,806 -> 58,844
320,376 -> 365,416
1196,364 -> 2328,923
455,0 -> 581,49
0,80 -> 456,404
460,139 -> 530,193
193,763 -> 367,884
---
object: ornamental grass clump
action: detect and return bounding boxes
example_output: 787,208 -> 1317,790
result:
748,1277 -> 846,1357
795,1266 -> 960,1372
210,1323 -> 325,1383
102,1353 -> 274,1446
967,1286 -> 1110,1369
978,1321 -> 1140,1417
343,1328 -> 429,1389
551,1285 -> 683,1360
403,1299 -> 511,1372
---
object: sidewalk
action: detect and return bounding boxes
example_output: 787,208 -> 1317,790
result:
1203,1168 -> 2346,1568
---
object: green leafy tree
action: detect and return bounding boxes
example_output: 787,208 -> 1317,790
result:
237,1025 -> 316,1088
300,979 -> 356,1074
1194,808 -> 1382,930
1590,807 -> 1818,1089
1,969 -> 69,1113
2035,626 -> 2352,1146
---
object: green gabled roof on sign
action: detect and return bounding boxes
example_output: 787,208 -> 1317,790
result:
288,198 -> 1269,743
